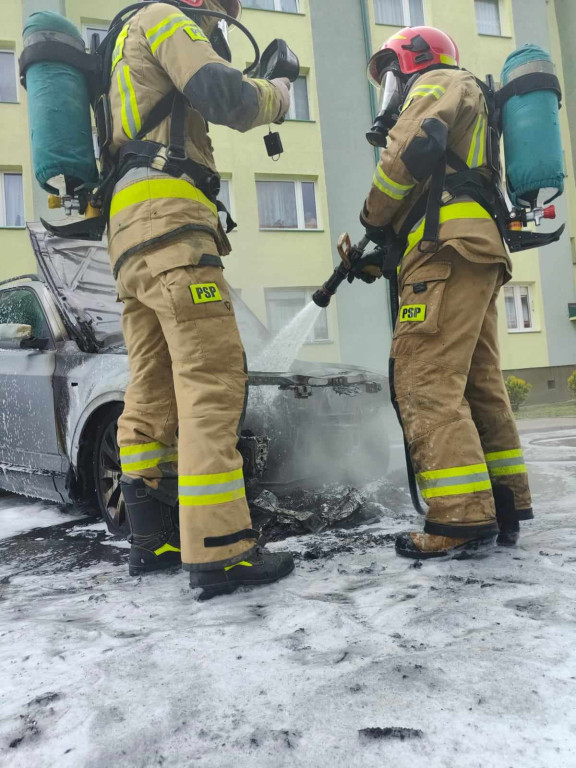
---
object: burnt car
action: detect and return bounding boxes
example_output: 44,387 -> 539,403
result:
0,224 -> 391,534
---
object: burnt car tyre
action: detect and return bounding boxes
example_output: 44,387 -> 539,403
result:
91,404 -> 128,536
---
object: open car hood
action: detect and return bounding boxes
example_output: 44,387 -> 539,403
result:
26,223 -> 386,392
27,223 -> 271,359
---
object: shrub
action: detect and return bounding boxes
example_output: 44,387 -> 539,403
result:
505,375 -> 532,412
568,371 -> 576,399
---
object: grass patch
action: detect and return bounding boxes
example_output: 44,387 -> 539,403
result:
515,401 -> 576,420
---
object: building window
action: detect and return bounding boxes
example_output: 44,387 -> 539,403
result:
504,285 -> 534,332
217,179 -> 233,229
266,287 -> 329,342
0,50 -> 17,103
242,0 -> 299,11
82,24 -> 109,50
374,0 -> 424,26
0,172 -> 24,227
286,76 -> 310,121
475,0 -> 502,36
256,180 -> 318,230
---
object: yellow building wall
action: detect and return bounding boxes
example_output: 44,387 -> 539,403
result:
0,0 -> 35,281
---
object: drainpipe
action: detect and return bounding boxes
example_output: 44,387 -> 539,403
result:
360,0 -> 381,164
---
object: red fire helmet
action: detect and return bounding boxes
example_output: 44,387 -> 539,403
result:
368,26 -> 459,85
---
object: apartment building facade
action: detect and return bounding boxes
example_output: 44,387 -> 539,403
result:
1,0 -> 575,397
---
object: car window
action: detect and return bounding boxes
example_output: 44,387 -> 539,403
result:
0,288 -> 52,341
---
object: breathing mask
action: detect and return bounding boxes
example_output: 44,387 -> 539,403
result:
366,64 -> 406,148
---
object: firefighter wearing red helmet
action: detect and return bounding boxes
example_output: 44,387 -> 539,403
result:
107,0 -> 295,597
360,26 -> 533,559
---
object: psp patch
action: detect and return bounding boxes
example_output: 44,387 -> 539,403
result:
190,283 -> 222,304
399,304 -> 427,322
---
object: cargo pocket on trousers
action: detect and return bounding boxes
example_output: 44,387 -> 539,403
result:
159,265 -> 235,325
393,262 -> 452,338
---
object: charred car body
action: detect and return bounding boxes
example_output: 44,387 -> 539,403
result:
0,224 -> 390,533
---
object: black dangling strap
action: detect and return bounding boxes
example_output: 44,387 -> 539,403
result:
167,92 -> 188,161
217,200 -> 237,233
419,153 -> 446,253
204,528 -> 260,548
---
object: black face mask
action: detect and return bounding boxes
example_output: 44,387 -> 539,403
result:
366,66 -> 407,148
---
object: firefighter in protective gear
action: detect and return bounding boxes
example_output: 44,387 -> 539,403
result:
360,27 -> 533,559
110,0 -> 294,597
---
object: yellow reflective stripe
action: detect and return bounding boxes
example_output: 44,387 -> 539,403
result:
477,115 -> 486,166
405,201 -> 492,254
418,463 -> 488,481
117,65 -> 141,139
490,464 -> 528,476
225,561 -> 254,571
467,113 -> 487,168
179,469 -> 244,487
485,449 -> 523,461
440,54 -> 457,66
120,442 -> 169,456
146,12 -> 208,54
154,543 -> 181,556
408,83 -> 446,100
421,480 -> 493,499
373,166 -> 415,201
111,22 -> 129,73
110,178 -> 218,219
179,487 -> 246,507
121,455 -> 178,472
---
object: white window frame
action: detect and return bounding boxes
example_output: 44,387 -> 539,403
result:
0,49 -> 18,104
374,0 -> 424,26
475,0 -> 502,37
256,179 -> 320,231
244,0 -> 300,12
286,75 -> 311,121
0,171 -> 25,228
82,23 -> 110,50
265,286 -> 331,344
217,178 -> 235,229
504,284 -> 536,333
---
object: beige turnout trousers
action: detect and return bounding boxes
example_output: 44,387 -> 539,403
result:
116,237 -> 256,571
391,246 -> 533,538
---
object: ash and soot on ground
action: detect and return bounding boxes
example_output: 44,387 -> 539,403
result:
1,426 -> 576,767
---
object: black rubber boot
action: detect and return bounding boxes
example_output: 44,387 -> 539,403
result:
121,476 -> 182,576
189,546 -> 295,601
395,532 -> 496,560
494,485 -> 520,547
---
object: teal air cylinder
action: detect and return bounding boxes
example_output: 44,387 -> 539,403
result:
500,44 -> 564,208
23,12 -> 98,195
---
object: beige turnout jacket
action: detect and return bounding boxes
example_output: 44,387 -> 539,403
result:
107,2 -> 284,276
362,68 -> 512,279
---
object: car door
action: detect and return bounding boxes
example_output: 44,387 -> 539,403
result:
0,284 -> 64,473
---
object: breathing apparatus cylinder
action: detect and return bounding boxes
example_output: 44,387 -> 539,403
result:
22,12 -> 98,196
500,44 -> 564,209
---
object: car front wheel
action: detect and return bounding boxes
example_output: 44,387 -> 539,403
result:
92,404 -> 128,536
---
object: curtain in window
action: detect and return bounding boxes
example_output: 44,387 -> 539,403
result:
243,0 -> 275,9
475,0 -> 501,35
267,290 -> 306,335
4,174 -> 24,227
293,77 -> 310,120
374,0 -> 404,26
409,0 -> 425,25
257,181 -> 298,229
301,182 -> 318,229
519,287 -> 531,329
504,287 -> 517,329
0,52 -> 17,103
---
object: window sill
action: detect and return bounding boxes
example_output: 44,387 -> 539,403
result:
507,328 -> 540,334
477,32 -> 513,39
243,8 -> 305,16
285,119 -> 316,124
303,339 -> 332,346
0,226 -> 26,230
259,228 -> 324,232
0,100 -> 21,105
